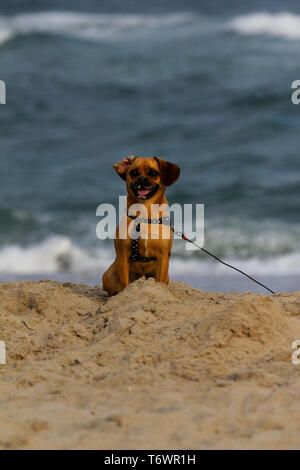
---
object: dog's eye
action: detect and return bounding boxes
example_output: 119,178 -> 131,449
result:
130,169 -> 139,177
149,169 -> 159,177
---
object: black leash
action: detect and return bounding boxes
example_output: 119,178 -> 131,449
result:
171,227 -> 276,295
126,211 -> 276,294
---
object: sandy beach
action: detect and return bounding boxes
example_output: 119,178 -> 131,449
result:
1,277 -> 300,449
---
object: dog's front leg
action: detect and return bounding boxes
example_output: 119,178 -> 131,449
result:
155,253 -> 170,284
116,248 -> 130,291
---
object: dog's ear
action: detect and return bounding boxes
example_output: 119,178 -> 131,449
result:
154,157 -> 180,186
113,155 -> 136,181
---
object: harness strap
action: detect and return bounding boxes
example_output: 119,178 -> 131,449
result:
127,212 -> 170,263
127,213 -> 170,225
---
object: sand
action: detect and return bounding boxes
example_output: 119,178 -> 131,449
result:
0,277 -> 300,450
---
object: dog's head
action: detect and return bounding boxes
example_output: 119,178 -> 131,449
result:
113,155 -> 180,202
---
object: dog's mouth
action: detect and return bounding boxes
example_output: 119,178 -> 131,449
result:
131,183 -> 160,200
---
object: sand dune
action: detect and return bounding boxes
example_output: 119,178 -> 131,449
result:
0,278 -> 300,449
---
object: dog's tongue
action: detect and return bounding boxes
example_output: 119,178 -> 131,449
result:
138,189 -> 150,196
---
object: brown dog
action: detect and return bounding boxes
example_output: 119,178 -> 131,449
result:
102,155 -> 180,296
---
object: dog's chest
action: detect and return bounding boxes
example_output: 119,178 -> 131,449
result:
132,223 -> 172,256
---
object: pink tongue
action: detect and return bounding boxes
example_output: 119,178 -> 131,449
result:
138,189 -> 150,196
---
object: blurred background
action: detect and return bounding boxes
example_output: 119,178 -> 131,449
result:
0,0 -> 300,292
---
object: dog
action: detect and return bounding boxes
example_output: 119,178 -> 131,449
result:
102,155 -> 180,296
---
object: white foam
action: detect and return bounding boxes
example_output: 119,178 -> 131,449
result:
230,12 -> 300,39
172,218 -> 300,259
1,10 -> 299,47
0,17 -> 14,45
1,235 -> 300,277
0,236 -> 112,274
0,10 -> 197,45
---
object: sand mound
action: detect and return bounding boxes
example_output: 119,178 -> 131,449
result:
1,278 -> 300,449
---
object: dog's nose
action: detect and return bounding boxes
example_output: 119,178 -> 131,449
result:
137,176 -> 149,184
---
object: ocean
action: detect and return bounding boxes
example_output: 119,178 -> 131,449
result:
0,0 -> 300,292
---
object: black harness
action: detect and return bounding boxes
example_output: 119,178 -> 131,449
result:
127,212 -> 170,263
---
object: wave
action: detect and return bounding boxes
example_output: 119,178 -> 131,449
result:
230,12 -> 300,39
0,234 -> 300,277
0,21 -> 13,45
0,236 -> 111,274
172,217 -> 300,259
1,10 -> 300,47
0,10 -> 197,46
